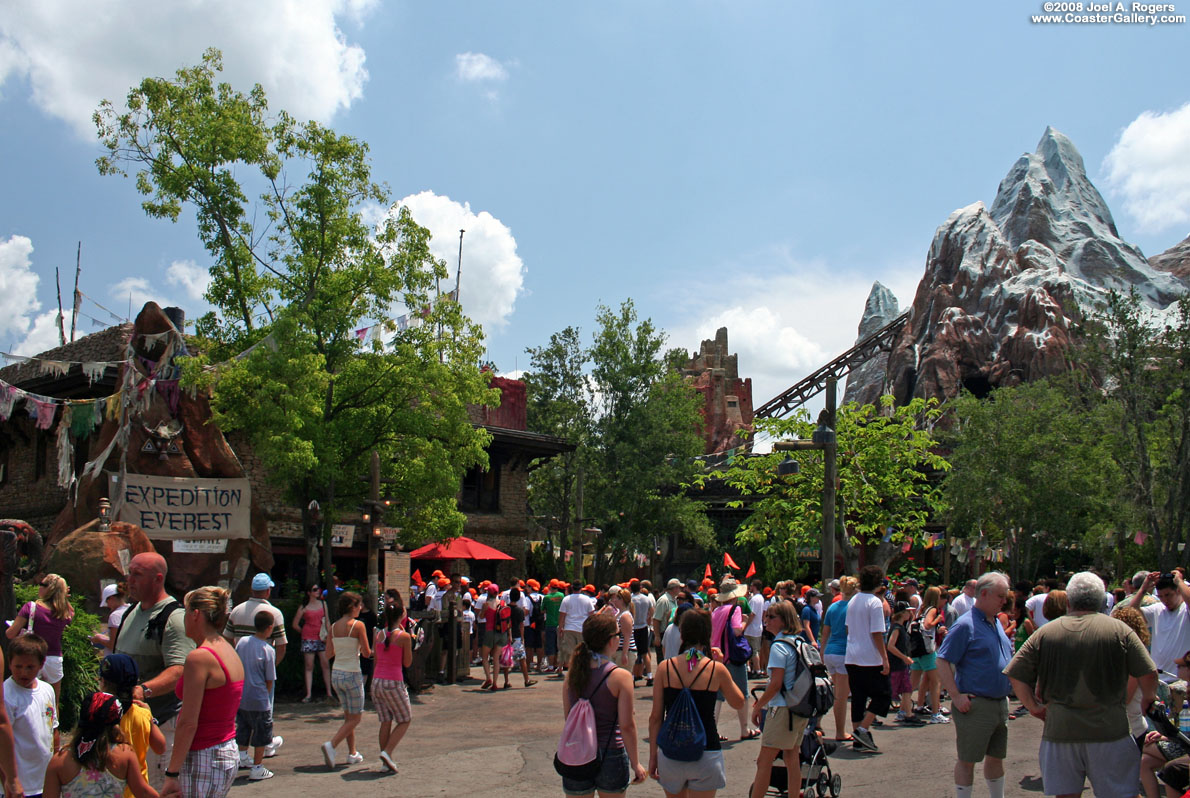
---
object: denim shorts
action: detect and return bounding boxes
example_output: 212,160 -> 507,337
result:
561,746 -> 629,796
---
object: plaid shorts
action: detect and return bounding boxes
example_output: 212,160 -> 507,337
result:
371,678 -> 412,724
332,669 -> 366,715
180,739 -> 237,798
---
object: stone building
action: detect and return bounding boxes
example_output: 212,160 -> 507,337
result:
680,327 -> 754,456
0,313 -> 571,595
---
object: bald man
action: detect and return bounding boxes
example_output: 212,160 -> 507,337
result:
114,552 -> 195,788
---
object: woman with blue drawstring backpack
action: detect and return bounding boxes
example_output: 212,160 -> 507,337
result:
648,608 -> 745,798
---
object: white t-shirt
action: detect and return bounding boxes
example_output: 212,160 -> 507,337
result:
462,609 -> 476,633
844,592 -> 887,667
1143,600 -> 1190,680
630,593 -> 654,629
1025,592 -> 1049,627
559,593 -> 595,632
4,677 -> 56,794
663,621 -> 684,662
951,591 -> 976,619
745,594 -> 765,637
108,602 -> 130,631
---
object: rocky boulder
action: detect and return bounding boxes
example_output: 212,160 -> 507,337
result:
1151,234 -> 1190,280
42,521 -> 155,612
843,282 -> 900,406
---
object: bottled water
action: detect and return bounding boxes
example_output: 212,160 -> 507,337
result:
1178,708 -> 1190,737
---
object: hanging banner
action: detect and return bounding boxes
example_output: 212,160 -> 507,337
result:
330,523 -> 356,547
117,474 -> 251,540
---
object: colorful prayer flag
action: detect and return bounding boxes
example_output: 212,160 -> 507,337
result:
724,552 -> 740,570
745,562 -> 756,579
901,540 -> 912,554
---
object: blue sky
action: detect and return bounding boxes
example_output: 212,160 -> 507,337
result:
2,1 -> 1188,408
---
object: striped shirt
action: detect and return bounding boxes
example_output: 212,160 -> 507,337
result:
223,598 -> 287,646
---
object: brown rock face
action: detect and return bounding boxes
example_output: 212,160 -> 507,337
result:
46,302 -> 272,599
887,128 -> 1187,403
1151,235 -> 1190,280
681,328 -> 754,455
42,521 -> 155,612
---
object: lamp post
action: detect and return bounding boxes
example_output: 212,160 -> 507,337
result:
772,377 -> 838,595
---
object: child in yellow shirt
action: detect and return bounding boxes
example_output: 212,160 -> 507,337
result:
99,655 -> 165,798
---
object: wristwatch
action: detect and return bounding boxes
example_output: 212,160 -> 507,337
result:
140,683 -> 153,698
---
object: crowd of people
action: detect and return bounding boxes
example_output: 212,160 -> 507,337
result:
6,558 -> 1190,798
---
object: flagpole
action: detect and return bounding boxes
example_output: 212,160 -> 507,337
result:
456,229 -> 464,305
70,242 -> 81,343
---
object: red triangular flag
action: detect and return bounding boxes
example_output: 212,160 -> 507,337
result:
724,552 -> 741,570
745,562 -> 756,579
704,563 -> 712,579
411,569 -> 422,583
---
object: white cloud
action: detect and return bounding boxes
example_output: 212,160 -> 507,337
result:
1103,102 -> 1190,233
667,251 -> 922,412
455,52 -> 508,83
391,191 -> 525,331
0,0 -> 375,138
0,235 -> 41,342
111,277 -> 173,312
13,311 -> 63,357
166,260 -> 211,302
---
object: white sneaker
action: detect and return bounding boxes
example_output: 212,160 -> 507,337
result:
264,736 -> 283,757
929,713 -> 951,724
248,765 -> 274,781
239,751 -> 252,769
346,752 -> 364,765
320,741 -> 335,769
378,751 -> 397,773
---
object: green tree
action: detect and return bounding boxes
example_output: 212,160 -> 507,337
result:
523,326 -> 592,580
941,376 -> 1125,581
95,50 -> 494,584
702,397 -> 949,576
1081,290 -> 1190,569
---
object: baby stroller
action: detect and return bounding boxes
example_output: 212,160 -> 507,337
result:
749,688 -> 843,798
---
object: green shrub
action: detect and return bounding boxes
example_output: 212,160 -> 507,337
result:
14,585 -> 100,731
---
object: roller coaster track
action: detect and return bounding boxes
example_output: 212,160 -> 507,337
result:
753,311 -> 910,419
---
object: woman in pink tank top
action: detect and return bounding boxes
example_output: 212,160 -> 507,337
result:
162,587 -> 244,798
370,603 -> 413,774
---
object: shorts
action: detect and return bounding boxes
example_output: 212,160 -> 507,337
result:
717,661 -> 748,703
910,652 -> 937,671
371,678 -> 412,724
524,626 -> 543,649
560,629 -> 583,665
331,669 -> 365,715
301,639 -> 326,654
1039,736 -> 1140,798
511,638 -> 526,663
545,627 -> 558,656
633,628 -> 650,662
481,629 -> 501,648
952,696 -> 1008,763
39,655 -> 63,684
235,708 -> 274,748
890,669 -> 912,696
760,706 -> 809,750
180,739 -> 237,798
655,749 -> 726,794
823,653 -> 847,676
1162,756 -> 1190,793
561,746 -> 630,796
845,664 -> 891,722
746,635 -> 762,657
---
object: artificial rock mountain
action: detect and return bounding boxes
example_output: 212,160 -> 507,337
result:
841,127 -> 1190,404
842,282 -> 900,406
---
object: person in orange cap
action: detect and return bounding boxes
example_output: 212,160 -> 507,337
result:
558,583 -> 596,669
524,579 -> 546,672
542,579 -> 566,673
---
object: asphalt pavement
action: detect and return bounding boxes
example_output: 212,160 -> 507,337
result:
236,668 -> 1048,798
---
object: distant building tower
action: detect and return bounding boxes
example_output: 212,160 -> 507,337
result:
680,328 -> 754,456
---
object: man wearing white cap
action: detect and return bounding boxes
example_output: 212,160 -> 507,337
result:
224,573 -> 287,765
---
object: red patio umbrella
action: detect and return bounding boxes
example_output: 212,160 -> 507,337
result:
407,535 -> 515,561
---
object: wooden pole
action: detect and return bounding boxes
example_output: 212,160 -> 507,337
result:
368,450 -> 381,613
70,243 -> 81,343
55,268 -> 66,346
822,378 -> 837,592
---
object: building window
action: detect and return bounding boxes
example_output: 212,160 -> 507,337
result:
459,453 -> 502,513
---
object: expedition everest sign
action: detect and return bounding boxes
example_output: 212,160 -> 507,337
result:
117,474 -> 251,540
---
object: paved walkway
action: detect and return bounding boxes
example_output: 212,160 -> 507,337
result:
238,670 -> 1048,798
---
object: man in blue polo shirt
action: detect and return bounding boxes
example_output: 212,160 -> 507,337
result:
936,572 -> 1013,798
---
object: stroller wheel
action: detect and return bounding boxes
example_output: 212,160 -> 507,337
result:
818,772 -> 831,794
803,785 -> 816,798
830,773 -> 842,797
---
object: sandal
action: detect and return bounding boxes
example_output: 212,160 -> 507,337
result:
502,683 -> 512,690
481,680 -> 492,689
718,735 -> 729,742
834,735 -> 855,743
524,680 -> 537,688
742,730 -> 762,740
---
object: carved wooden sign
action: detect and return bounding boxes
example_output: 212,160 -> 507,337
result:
117,474 -> 251,539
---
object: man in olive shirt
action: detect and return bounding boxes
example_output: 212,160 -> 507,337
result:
1005,571 -> 1156,798
114,552 -> 195,788
653,579 -> 680,664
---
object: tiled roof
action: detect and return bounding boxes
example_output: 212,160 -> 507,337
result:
0,323 -> 134,390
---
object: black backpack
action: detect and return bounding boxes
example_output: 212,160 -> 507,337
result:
114,599 -> 184,649
529,595 -> 545,630
906,619 -> 929,658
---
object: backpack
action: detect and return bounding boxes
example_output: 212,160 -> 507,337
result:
115,599 -> 184,649
529,594 -> 545,630
720,604 -> 752,665
774,636 -> 834,719
494,603 -> 513,634
906,619 -> 929,658
554,664 -> 616,779
656,659 -> 711,761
